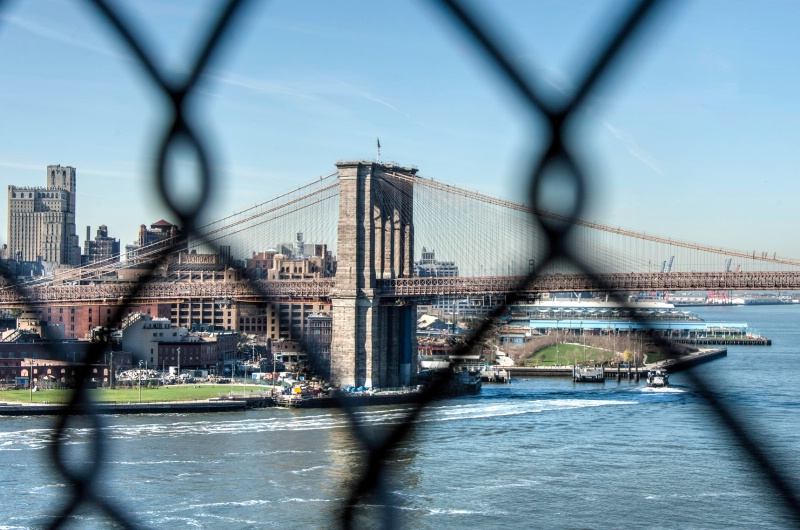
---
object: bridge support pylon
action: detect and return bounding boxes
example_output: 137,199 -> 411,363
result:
330,161 -> 418,389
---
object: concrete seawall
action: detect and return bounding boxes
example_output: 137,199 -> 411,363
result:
660,348 -> 727,372
0,399 -> 248,416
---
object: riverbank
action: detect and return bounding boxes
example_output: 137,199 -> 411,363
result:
0,398 -> 249,416
0,350 -> 726,415
505,348 -> 727,379
0,384 -> 275,416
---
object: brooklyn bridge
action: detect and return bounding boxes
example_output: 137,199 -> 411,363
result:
3,160 -> 800,387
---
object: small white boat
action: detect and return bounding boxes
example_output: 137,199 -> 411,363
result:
647,368 -> 669,388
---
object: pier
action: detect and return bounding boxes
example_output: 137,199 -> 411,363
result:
505,348 -> 727,379
669,337 -> 770,346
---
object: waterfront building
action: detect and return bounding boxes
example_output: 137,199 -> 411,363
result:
414,247 -> 459,277
418,294 -> 506,321
124,219 -> 184,265
305,312 -> 332,377
157,331 -> 237,373
6,165 -> 81,268
245,242 -> 335,281
118,312 -> 237,371
119,313 -> 188,367
236,300 -> 332,340
267,253 -> 330,280
244,250 -> 277,280
0,340 -> 130,386
17,303 -> 165,340
513,299 -> 749,338
82,225 -> 121,266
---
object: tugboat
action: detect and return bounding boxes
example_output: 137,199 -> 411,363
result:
646,367 -> 669,388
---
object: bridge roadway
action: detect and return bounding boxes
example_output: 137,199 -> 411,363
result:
2,271 -> 800,307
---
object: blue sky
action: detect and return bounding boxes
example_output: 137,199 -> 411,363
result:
1,0 -> 799,261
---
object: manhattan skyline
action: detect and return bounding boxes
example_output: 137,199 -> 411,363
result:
1,1 -> 799,259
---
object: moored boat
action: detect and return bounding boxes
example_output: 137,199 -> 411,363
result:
573,365 -> 605,383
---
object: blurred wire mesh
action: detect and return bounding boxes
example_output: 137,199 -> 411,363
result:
0,0 -> 798,528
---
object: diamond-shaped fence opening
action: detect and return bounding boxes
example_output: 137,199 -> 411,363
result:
1,0 -> 799,528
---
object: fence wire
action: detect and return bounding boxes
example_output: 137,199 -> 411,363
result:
1,0 -> 799,528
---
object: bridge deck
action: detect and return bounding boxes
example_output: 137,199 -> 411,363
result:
2,272 -> 800,307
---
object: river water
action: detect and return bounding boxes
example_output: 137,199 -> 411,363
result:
2,304 -> 800,529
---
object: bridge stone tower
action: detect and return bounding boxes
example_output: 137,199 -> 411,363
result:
330,161 -> 417,388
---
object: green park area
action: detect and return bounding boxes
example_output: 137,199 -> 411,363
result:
523,342 -> 667,366
522,343 -> 617,366
0,383 -> 278,404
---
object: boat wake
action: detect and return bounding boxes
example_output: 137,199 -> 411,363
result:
0,398 -> 638,449
639,386 -> 685,394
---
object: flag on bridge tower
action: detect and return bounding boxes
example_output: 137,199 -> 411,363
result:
377,137 -> 381,161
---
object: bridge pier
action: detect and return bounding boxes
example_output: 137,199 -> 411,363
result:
330,161 -> 417,389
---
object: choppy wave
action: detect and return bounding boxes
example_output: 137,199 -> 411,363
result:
0,396 -> 634,451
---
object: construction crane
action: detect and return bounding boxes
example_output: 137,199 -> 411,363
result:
709,259 -> 735,304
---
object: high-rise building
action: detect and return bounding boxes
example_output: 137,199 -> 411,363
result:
6,165 -> 81,267
82,225 -> 121,266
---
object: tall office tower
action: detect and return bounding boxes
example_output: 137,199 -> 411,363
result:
7,165 -> 81,267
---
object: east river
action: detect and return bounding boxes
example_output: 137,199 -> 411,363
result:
2,304 -> 800,529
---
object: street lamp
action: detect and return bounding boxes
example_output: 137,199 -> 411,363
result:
29,359 -> 35,403
139,360 -> 144,403
582,321 -> 586,364
273,338 -> 284,396
555,319 -> 559,366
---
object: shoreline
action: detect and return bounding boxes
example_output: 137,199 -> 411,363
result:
0,349 -> 726,416
505,348 -> 727,379
0,397 -> 250,416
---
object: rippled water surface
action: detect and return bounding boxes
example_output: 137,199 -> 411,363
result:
2,304 -> 800,529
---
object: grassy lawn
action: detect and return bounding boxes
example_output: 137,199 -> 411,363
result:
524,343 -> 616,366
524,343 -> 664,366
0,384 -> 278,404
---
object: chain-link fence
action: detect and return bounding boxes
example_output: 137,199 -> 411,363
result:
1,0 -> 799,528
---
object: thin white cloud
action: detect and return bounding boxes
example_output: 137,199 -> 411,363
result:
603,121 -> 663,176
0,161 -> 45,172
208,70 -> 410,119
516,54 -> 574,96
0,161 -> 139,181
79,166 -> 141,181
208,72 -> 325,102
0,13 -> 125,61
